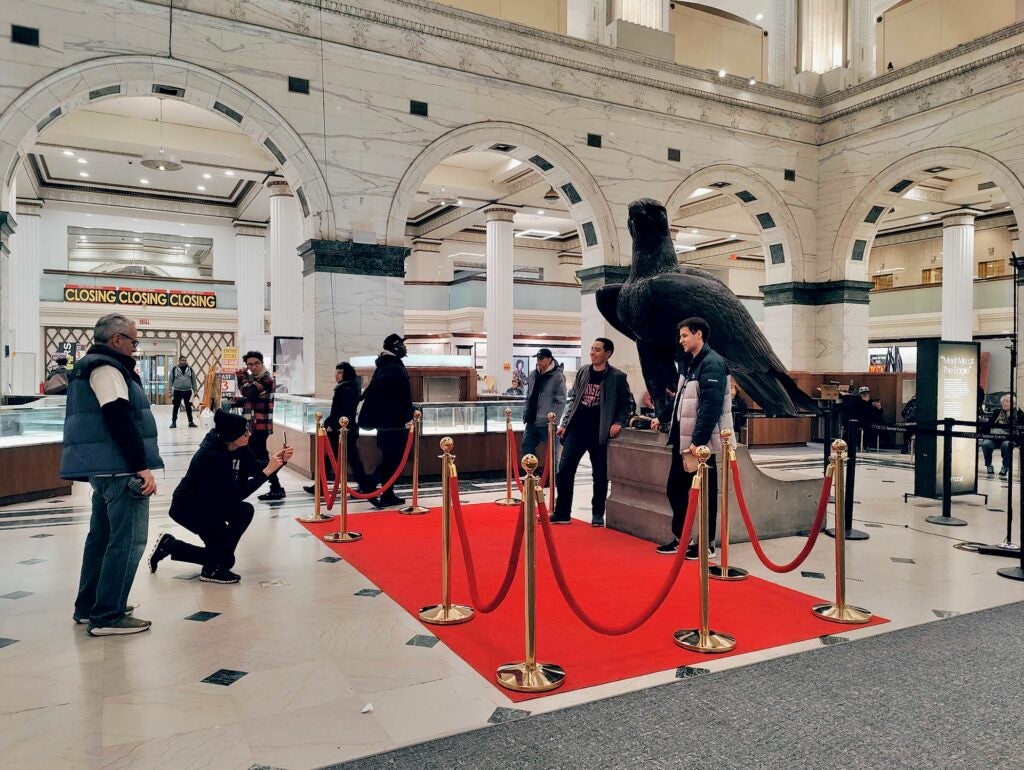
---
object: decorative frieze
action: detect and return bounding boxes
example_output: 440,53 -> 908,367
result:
762,280 -> 873,307
299,240 -> 409,277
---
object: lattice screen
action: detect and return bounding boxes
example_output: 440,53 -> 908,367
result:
43,326 -> 234,403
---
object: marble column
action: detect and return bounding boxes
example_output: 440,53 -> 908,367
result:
267,181 -> 304,339
8,200 -> 41,394
234,220 -> 269,356
299,241 -> 409,395
406,238 -> 444,282
485,206 -> 516,392
768,0 -> 798,88
941,210 -> 978,342
566,0 -> 604,42
611,0 -> 669,31
0,210 -> 17,395
798,0 -> 844,74
848,0 -> 876,84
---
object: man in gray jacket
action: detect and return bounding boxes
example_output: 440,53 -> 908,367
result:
169,354 -> 198,428
521,348 -> 566,482
551,338 -> 632,527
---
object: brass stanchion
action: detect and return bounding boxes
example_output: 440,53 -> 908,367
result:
495,408 -> 521,506
812,439 -> 872,624
546,412 -> 557,512
400,410 -> 429,515
298,412 -> 336,524
419,437 -> 474,625
710,428 -> 747,581
674,446 -> 737,653
323,417 -> 361,543
497,454 -> 565,692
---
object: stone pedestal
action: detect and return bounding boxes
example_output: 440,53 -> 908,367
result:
606,428 -> 825,545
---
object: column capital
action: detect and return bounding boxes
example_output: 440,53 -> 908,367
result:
761,280 -> 874,306
0,211 -> 16,257
299,240 -> 409,277
941,208 -> 982,227
15,198 -> 43,217
233,220 -> 268,237
266,179 -> 292,197
484,206 -> 517,224
410,237 -> 443,253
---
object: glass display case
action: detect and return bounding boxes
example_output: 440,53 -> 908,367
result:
0,396 -> 66,448
273,394 -> 525,435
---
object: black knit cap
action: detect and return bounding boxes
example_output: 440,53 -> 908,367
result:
214,410 -> 249,442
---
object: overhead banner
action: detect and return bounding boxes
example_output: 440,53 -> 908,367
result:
63,284 -> 217,309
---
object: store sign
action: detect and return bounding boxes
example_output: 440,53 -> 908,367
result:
63,284 -> 217,309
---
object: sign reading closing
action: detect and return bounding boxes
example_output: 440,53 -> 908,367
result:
64,284 -> 217,309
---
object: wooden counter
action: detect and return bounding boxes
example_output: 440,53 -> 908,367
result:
0,442 -> 73,504
745,415 -> 813,448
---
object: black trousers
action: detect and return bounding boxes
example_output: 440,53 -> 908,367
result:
325,427 -> 370,488
666,450 -> 718,542
248,432 -> 283,492
553,428 -> 608,520
171,389 -> 194,424
375,428 -> 407,497
168,501 -> 254,571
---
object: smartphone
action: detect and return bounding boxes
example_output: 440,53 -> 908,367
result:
283,431 -> 289,448
127,476 -> 146,497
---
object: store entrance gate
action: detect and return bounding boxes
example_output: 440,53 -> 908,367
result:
135,339 -> 180,406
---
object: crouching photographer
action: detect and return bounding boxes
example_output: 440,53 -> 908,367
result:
147,411 -> 293,583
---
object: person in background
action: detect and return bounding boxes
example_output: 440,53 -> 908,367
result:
730,381 -> 749,440
551,338 -> 632,527
304,362 -> 374,496
359,333 -> 414,508
900,396 -> 917,454
44,354 -> 71,395
62,313 -> 163,636
521,348 -> 567,484
982,394 -> 1024,477
234,350 -> 286,501
148,410 -> 293,583
169,354 -> 198,428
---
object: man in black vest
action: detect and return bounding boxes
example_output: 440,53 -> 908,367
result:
61,313 -> 164,636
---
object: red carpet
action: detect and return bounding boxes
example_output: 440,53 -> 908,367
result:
300,503 -> 886,700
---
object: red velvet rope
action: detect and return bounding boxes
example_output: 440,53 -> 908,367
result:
345,428 -> 415,499
448,473 -> 524,613
317,434 -> 345,511
535,487 -> 699,635
730,459 -> 833,573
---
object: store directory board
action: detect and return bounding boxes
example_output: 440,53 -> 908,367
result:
914,340 -> 980,498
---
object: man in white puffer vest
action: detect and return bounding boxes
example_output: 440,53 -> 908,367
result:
651,317 -> 734,557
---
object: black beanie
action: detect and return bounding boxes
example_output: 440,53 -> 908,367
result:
214,410 -> 249,442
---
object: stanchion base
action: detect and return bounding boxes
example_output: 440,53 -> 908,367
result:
496,661 -> 566,693
924,515 -> 968,527
418,603 -> 474,625
673,628 -> 737,653
825,528 -> 870,540
494,497 -> 521,507
996,566 -> 1024,582
399,505 -> 429,515
709,565 -> 749,581
811,602 -> 872,624
323,530 -> 362,543
297,513 -> 336,524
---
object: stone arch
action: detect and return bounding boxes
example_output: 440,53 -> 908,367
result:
832,147 -> 1024,281
386,121 -> 618,267
663,164 -> 807,284
0,55 -> 334,239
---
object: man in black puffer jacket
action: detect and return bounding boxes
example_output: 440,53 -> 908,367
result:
147,410 -> 293,583
358,334 -> 414,508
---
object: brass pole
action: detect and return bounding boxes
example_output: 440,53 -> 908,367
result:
495,407 -> 521,506
710,429 -> 747,581
400,410 -> 429,514
419,437 -> 474,625
497,454 -> 565,692
674,446 -> 737,653
547,412 -> 556,512
323,417 -> 361,542
299,412 -> 335,523
813,440 -> 872,624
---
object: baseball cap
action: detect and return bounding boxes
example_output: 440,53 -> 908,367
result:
382,333 -> 406,350
534,348 -> 554,359
858,386 -> 870,394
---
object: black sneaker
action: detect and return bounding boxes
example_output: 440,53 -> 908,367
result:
188,423 -> 198,428
655,539 -> 679,555
148,533 -> 175,573
1000,467 -> 1009,477
375,494 -> 405,508
549,516 -> 571,525
200,568 -> 241,584
258,489 -> 286,501
169,422 -> 177,429
684,542 -> 716,561
87,616 -> 152,636
591,517 -> 605,527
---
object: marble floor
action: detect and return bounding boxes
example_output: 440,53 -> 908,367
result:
1,408 -> 1022,769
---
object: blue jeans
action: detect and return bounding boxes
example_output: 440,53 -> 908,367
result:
74,476 -> 150,625
520,423 -> 559,485
981,438 -> 1012,469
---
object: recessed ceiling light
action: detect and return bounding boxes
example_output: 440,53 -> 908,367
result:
62,149 -> 75,157
749,78 -> 756,86
718,69 -> 727,78
537,209 -> 545,215
133,238 -> 141,243
157,165 -> 166,171
79,171 -> 89,178
730,234 -> 737,239
756,13 -> 764,21
196,185 -> 206,191
179,223 -> 186,227
202,173 -> 212,179
456,199 -> 464,206
81,235 -> 87,240
920,215 -> 930,221
140,178 -> 149,184
691,228 -> 699,234
224,170 -> 235,176
77,157 -> 88,165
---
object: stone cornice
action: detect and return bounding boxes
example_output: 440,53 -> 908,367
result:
762,280 -> 874,307
577,265 -> 629,295
299,240 -> 409,277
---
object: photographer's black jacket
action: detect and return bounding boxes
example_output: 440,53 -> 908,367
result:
171,430 -> 270,513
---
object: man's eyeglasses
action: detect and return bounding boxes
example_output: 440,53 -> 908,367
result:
117,333 -> 140,349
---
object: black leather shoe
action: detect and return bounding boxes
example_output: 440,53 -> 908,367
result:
258,489 -> 286,501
